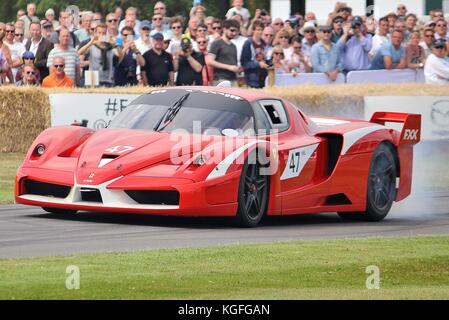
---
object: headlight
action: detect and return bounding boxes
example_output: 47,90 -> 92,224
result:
35,144 -> 46,156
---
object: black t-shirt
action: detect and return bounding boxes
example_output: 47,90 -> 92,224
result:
209,38 -> 238,81
176,51 -> 205,86
142,49 -> 174,86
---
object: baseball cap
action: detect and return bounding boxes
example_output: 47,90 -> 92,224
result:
140,20 -> 151,29
351,16 -> 363,27
432,38 -> 446,48
319,25 -> 333,32
43,21 -> 52,28
426,20 -> 436,27
151,32 -> 164,40
22,51 -> 35,59
332,15 -> 344,23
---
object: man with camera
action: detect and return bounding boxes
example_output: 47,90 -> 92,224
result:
78,24 -> 123,87
240,20 -> 268,88
173,37 -> 204,86
114,26 -> 145,86
337,16 -> 372,73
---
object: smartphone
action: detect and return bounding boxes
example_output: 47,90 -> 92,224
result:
127,35 -> 134,42
100,35 -> 109,42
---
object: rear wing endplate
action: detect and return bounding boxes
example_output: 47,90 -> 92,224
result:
370,112 -> 421,145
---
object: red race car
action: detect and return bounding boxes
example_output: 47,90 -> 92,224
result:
15,87 -> 421,227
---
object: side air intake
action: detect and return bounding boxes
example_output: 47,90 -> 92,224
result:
324,193 -> 352,206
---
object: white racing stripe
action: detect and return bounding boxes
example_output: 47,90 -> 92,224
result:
310,117 -> 350,126
206,141 -> 260,181
341,125 -> 386,155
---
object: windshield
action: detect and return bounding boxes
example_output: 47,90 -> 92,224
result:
109,104 -> 255,136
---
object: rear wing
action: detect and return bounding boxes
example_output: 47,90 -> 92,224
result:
370,112 -> 421,145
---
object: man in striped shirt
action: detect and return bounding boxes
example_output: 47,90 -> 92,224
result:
47,28 -> 80,85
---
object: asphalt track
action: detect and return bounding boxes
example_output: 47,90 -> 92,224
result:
1,191 -> 449,258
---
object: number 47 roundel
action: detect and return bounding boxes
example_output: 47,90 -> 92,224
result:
280,144 -> 319,180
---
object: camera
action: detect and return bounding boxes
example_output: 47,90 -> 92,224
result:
265,58 -> 273,67
181,38 -> 191,52
260,9 -> 268,17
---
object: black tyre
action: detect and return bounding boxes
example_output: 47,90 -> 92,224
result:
338,143 -> 397,222
42,207 -> 78,215
236,152 -> 270,227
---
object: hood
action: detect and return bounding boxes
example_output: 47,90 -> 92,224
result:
75,128 -> 220,185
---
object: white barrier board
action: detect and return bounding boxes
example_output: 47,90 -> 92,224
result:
365,96 -> 449,141
49,94 -> 140,129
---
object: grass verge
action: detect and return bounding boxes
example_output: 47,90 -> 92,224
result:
0,153 -> 22,204
0,236 -> 448,299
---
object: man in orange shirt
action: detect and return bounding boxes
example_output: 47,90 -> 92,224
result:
42,56 -> 74,87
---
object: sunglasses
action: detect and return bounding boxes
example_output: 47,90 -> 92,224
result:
6,30 -> 15,33
108,19 -> 117,22
141,27 -> 150,31
264,34 -> 274,37
26,71 -> 36,75
273,52 -> 284,55
153,17 -> 162,21
172,26 -> 182,29
274,22 -> 283,26
305,30 -> 315,33
23,57 -> 34,60
15,33 -> 24,36
53,64 -> 65,68
122,33 -> 132,37
198,29 -> 207,32
437,24 -> 447,27
425,34 -> 434,38
321,30 -> 331,33
334,20 -> 344,24
293,46 -> 301,50
434,46 -> 445,49
279,36 -> 288,39
212,26 -> 222,30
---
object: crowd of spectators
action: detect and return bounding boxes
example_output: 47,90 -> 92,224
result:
0,1 -> 449,88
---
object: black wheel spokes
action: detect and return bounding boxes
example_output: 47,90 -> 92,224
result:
243,163 -> 267,219
371,153 -> 394,210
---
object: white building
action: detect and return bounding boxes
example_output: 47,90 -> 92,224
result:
270,0 -> 448,21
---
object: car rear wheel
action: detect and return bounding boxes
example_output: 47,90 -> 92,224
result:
339,143 -> 397,222
42,207 -> 78,215
236,152 -> 269,227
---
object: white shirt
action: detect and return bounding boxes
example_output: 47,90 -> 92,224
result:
225,7 -> 251,23
424,53 -> 449,85
134,38 -> 152,55
231,35 -> 248,66
29,37 -> 43,56
4,41 -> 26,80
369,34 -> 389,58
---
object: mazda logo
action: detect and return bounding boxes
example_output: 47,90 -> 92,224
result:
431,100 -> 449,128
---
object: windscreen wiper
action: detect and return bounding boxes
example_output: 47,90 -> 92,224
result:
154,92 -> 191,132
